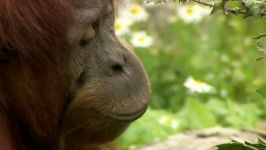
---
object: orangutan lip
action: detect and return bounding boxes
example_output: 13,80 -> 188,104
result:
100,104 -> 148,122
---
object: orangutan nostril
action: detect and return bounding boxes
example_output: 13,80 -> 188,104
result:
111,64 -> 124,73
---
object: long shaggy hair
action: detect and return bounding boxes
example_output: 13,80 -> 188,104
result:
0,0 -> 73,149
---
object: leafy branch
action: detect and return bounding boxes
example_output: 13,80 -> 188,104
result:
190,0 -> 246,15
147,0 -> 266,17
254,34 -> 266,39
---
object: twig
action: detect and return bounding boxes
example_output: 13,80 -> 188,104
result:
191,0 -> 247,15
190,0 -> 213,7
253,34 -> 266,39
257,55 -> 266,61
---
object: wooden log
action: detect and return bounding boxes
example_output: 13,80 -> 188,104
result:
136,127 -> 266,150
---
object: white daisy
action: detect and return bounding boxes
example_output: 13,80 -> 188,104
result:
159,116 -> 172,125
118,3 -> 149,23
130,31 -> 153,48
159,116 -> 180,129
184,76 -> 215,93
177,4 -> 211,23
114,17 -> 132,36
171,120 -> 180,129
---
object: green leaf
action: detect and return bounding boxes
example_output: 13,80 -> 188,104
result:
179,97 -> 217,128
257,84 -> 266,98
245,141 -> 266,149
242,0 -> 256,7
258,139 -> 266,145
216,140 -> 266,150
255,37 -> 266,53
244,1 -> 266,17
217,142 -> 258,150
253,34 -> 266,60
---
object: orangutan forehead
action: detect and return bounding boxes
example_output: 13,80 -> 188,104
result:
68,0 -> 115,27
70,0 -> 114,22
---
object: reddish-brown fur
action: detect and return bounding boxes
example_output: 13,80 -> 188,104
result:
0,0 -> 73,149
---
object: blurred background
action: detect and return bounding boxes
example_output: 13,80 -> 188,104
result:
113,0 -> 266,149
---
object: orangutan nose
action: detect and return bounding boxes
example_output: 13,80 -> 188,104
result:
105,52 -> 126,75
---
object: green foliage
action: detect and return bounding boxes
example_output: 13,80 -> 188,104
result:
206,99 -> 262,128
178,97 -> 217,128
134,15 -> 266,116
257,84 -> 266,98
118,109 -> 181,149
217,140 -> 266,150
119,99 -> 262,149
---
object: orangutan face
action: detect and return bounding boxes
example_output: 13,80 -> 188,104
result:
60,0 -> 150,148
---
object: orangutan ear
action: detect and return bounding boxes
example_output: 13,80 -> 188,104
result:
0,44 -> 17,63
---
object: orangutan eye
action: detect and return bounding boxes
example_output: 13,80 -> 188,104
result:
80,23 -> 96,47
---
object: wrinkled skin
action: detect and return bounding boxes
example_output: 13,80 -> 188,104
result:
60,0 -> 150,149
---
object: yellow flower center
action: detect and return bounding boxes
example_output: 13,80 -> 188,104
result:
194,80 -> 203,85
130,6 -> 139,14
165,118 -> 171,124
138,37 -> 145,43
115,23 -> 122,30
186,8 -> 193,14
